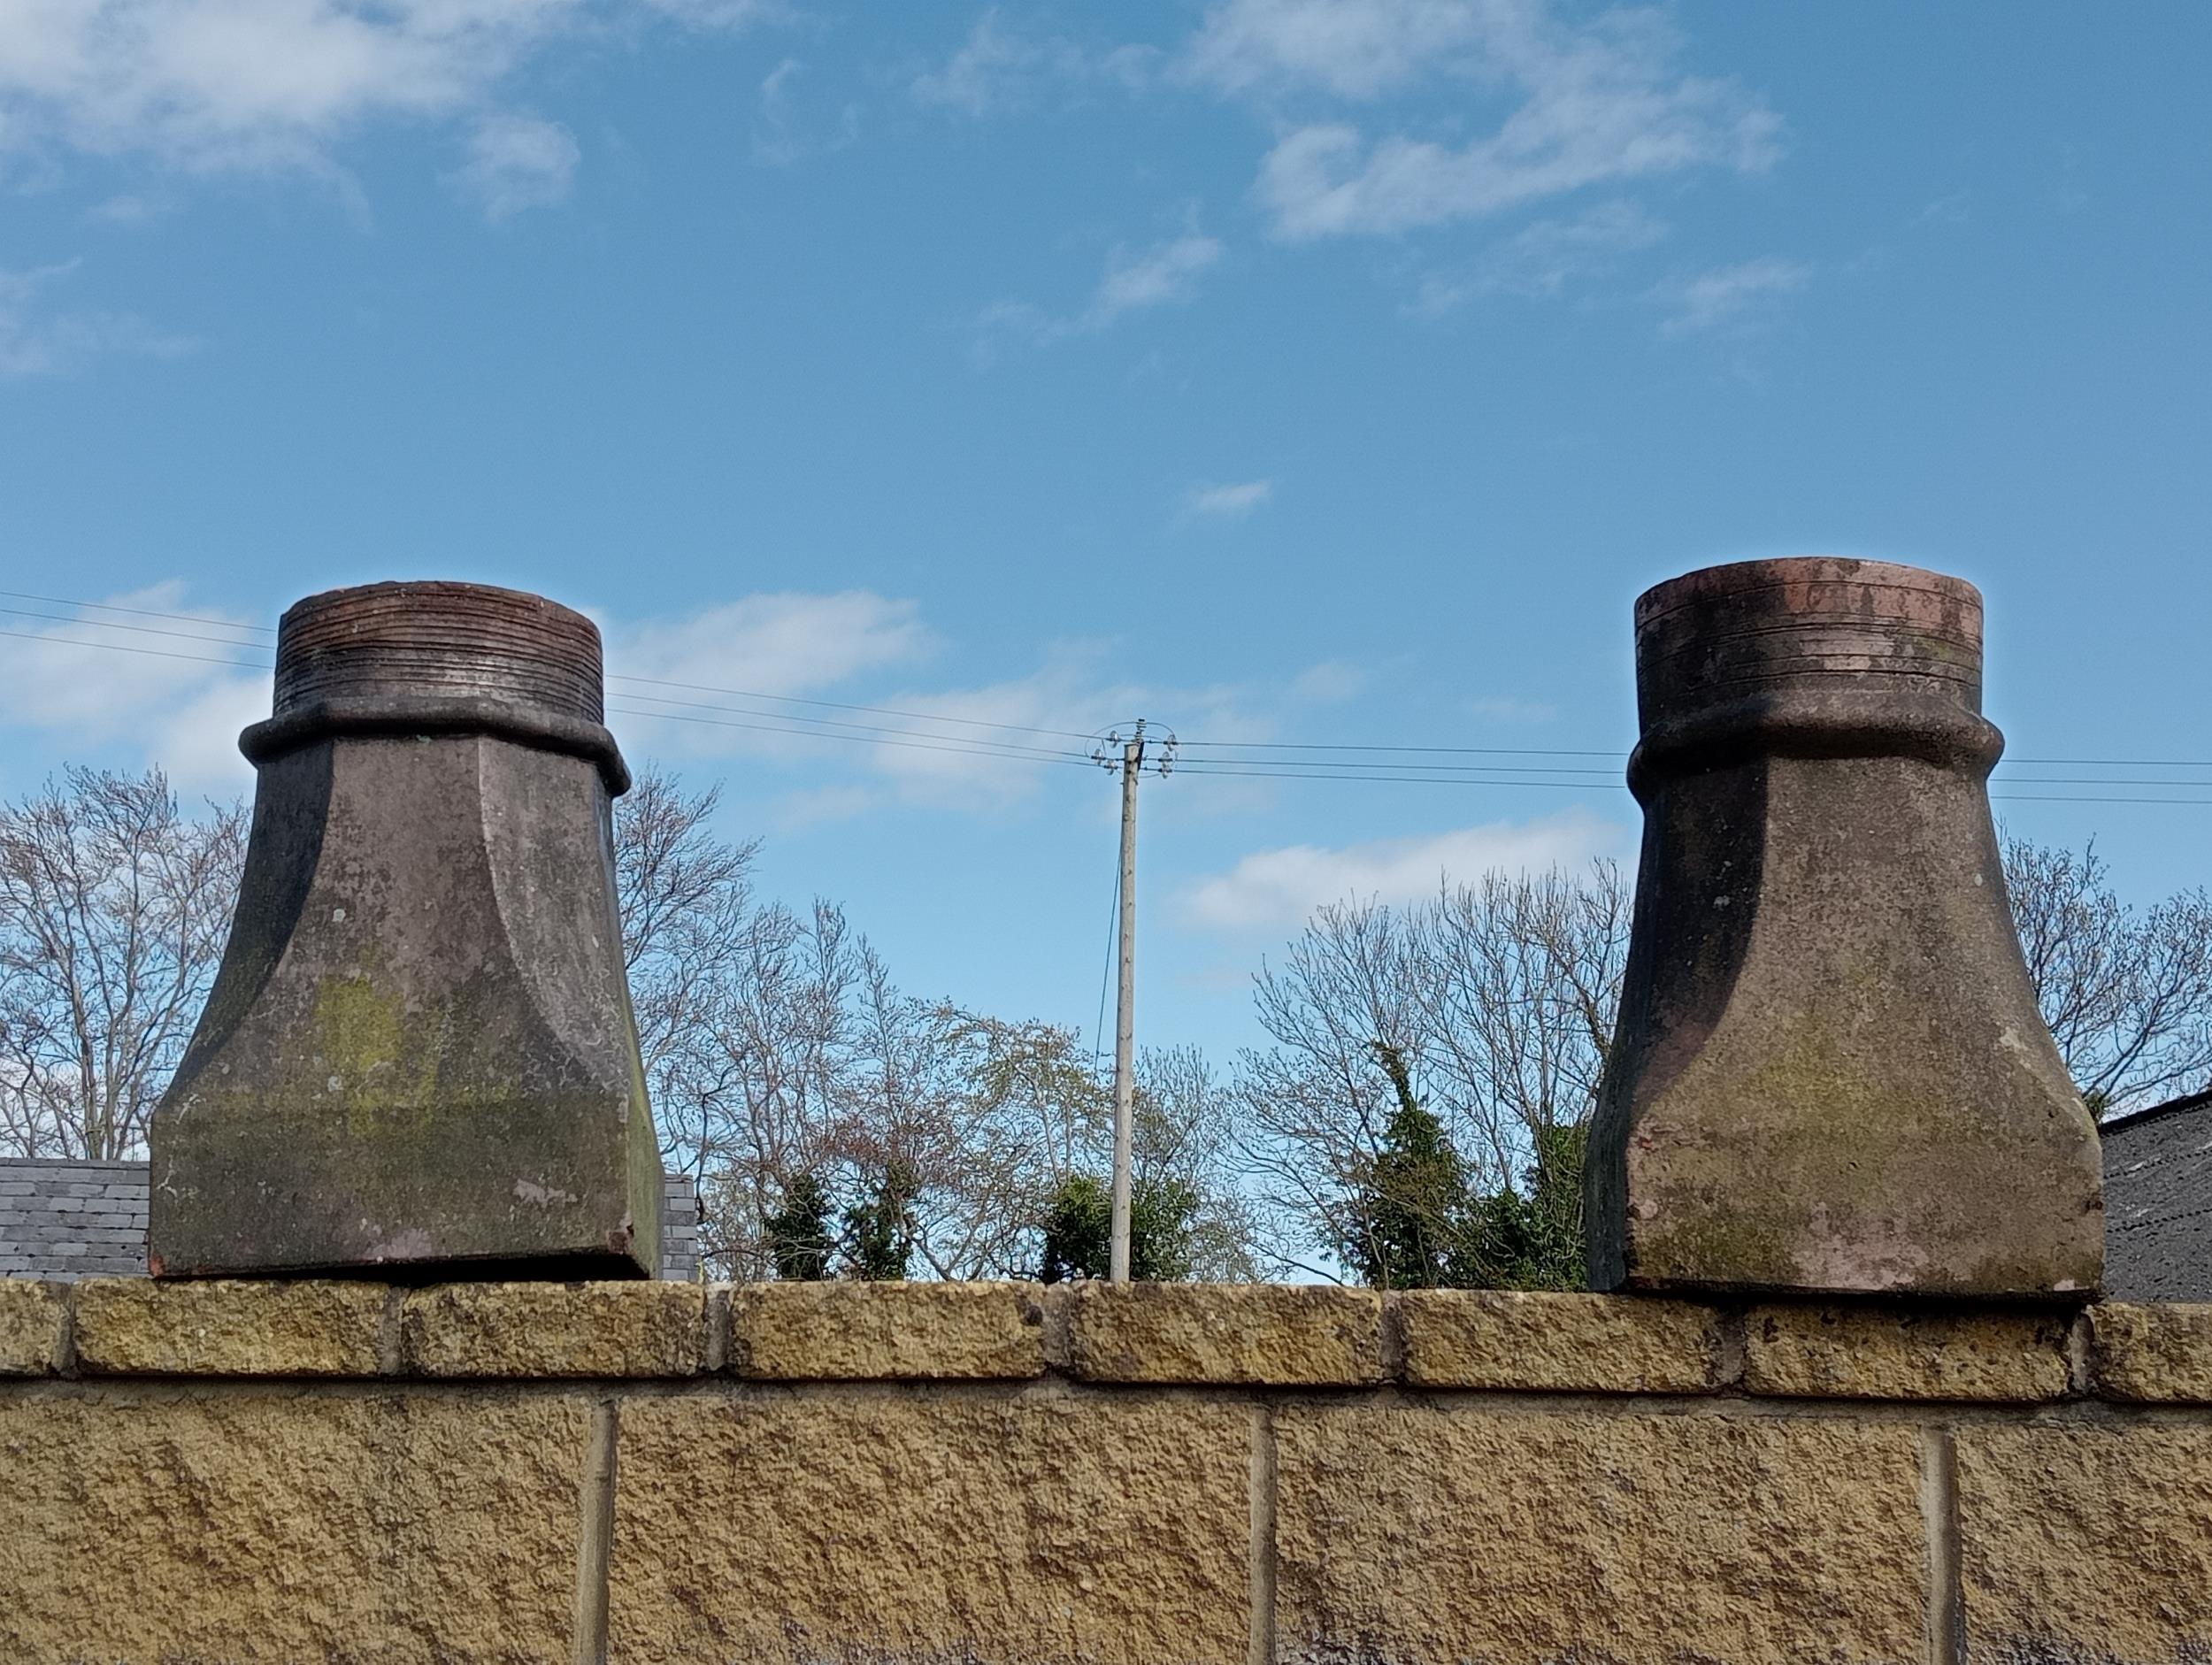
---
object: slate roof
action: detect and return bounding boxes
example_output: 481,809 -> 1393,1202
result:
0,1158 -> 701,1283
2101,1089 -> 2212,1301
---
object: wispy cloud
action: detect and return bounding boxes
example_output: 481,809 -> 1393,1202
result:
1658,255 -> 1810,336
1289,660 -> 1365,703
1181,808 -> 1627,932
912,10 -> 1156,116
0,584 -> 266,794
1187,0 -> 1779,241
979,231 -> 1225,347
0,260 -> 194,377
0,0 -> 775,192
608,592 -> 936,707
751,58 -> 858,167
1186,479 -> 1272,519
449,113 -> 579,220
1412,198 -> 1666,316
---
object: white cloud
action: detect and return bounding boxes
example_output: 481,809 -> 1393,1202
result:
1203,1 -> 1778,241
751,56 -> 857,166
912,10 -> 1156,116
1658,255 -> 1809,335
979,230 -> 1224,347
1091,234 -> 1223,325
1413,198 -> 1665,315
1182,808 -> 1626,932
1184,0 -> 1504,100
1187,479 -> 1271,518
0,583 -> 267,795
1289,660 -> 1365,703
450,111 -> 577,219
0,0 -> 772,188
608,591 -> 934,705
0,260 -> 194,377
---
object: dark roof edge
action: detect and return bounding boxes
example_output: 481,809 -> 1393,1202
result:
2101,1086 -> 2212,1135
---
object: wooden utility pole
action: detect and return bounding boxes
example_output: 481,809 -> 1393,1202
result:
1090,719 -> 1171,1285
1110,721 -> 1144,1284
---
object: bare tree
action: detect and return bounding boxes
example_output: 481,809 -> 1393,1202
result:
1233,863 -> 1629,1277
0,768 -> 245,1160
2004,835 -> 2212,1116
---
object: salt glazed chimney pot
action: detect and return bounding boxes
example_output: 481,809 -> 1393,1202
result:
1587,557 -> 2102,1300
149,581 -> 661,1279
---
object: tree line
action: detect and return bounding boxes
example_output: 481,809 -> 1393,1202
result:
4,763 -> 2209,1287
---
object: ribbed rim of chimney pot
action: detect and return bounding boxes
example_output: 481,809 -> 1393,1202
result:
238,580 -> 630,794
1625,556 -> 1999,788
1634,556 -> 1985,717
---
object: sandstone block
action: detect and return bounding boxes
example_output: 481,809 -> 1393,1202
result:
74,1278 -> 387,1377
0,1278 -> 64,1375
1399,1289 -> 1725,1392
728,1280 -> 1048,1379
609,1387 -> 1251,1662
1744,1303 -> 2071,1400
2088,1301 -> 2212,1402
1069,1280 -> 1380,1385
0,1391 -> 587,1662
1274,1403 -> 1925,1664
1957,1423 -> 2212,1662
403,1280 -> 703,1377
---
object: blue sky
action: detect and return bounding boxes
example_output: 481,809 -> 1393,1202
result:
2,0 -> 2208,1064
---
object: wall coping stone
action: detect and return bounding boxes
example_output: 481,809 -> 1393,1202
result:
0,1278 -> 63,1375
1743,1304 -> 2075,1402
75,1278 -> 386,1377
728,1280 -> 1048,1380
1068,1283 -> 1384,1385
402,1281 -> 705,1378
1398,1289 -> 1728,1393
2088,1301 -> 2212,1402
8,1279 -> 2212,1400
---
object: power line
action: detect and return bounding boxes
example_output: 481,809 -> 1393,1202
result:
1177,737 -> 1622,757
613,689 -> 1089,762
0,627 -> 272,674
604,703 -> 1094,768
0,604 -> 281,652
608,671 -> 1096,744
0,589 -> 273,638
12,595 -> 2212,798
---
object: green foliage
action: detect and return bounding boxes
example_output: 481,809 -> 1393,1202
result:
1340,1043 -> 1586,1291
1455,1122 -> 1587,1291
1339,1045 -> 1471,1288
762,1171 -> 834,1281
842,1157 -> 921,1280
1036,1171 -> 1202,1283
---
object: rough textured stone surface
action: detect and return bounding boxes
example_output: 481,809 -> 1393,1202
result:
0,1390 -> 586,1662
608,1386 -> 1251,1663
403,1280 -> 702,1377
0,1278 -> 63,1375
729,1280 -> 1048,1379
1399,1289 -> 1725,1393
1069,1280 -> 1380,1384
2088,1301 -> 2212,1402
1957,1423 -> 2212,1663
74,1278 -> 387,1377
1274,1403 -> 1927,1665
150,582 -> 661,1281
1591,557 -> 2103,1299
1744,1303 -> 2072,1400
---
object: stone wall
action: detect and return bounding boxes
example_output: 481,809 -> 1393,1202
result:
5,1280 -> 2212,1664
